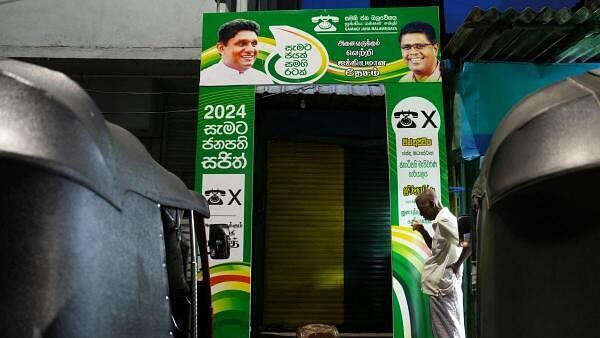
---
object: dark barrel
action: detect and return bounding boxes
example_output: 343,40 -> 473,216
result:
477,69 -> 600,338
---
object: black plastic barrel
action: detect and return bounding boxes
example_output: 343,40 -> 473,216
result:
477,69 -> 600,338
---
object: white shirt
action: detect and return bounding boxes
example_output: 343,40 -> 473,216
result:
399,62 -> 442,83
200,60 -> 273,86
421,207 -> 462,296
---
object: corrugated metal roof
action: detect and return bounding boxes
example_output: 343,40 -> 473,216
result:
255,84 -> 386,96
444,2 -> 600,63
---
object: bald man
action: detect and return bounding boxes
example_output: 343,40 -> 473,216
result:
412,189 -> 465,338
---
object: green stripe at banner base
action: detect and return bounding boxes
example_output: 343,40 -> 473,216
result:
393,252 -> 433,338
214,312 -> 251,338
392,294 -> 404,338
212,284 -> 251,338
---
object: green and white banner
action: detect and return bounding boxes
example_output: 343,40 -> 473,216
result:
200,7 -> 440,86
195,86 -> 254,338
386,83 -> 448,338
197,7 -> 446,338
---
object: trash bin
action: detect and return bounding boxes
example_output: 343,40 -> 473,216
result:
476,69 -> 600,338
296,324 -> 339,338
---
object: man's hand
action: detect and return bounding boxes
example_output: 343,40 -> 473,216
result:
412,219 -> 432,249
472,196 -> 480,211
411,219 -> 423,231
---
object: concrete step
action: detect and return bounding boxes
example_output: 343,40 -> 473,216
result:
258,332 -> 392,338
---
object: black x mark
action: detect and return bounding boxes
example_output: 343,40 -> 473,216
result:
422,110 -> 437,128
228,189 -> 242,205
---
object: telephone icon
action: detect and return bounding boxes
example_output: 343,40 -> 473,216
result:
394,110 -> 418,129
205,189 -> 226,205
311,15 -> 339,32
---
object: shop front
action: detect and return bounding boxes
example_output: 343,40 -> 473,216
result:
196,7 -> 448,338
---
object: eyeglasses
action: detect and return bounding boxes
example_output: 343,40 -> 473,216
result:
401,43 -> 434,51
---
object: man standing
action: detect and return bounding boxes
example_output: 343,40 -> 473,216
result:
398,21 -> 441,83
412,189 -> 465,338
201,19 -> 273,86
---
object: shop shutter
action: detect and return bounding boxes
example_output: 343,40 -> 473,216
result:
264,141 -> 344,329
344,145 -> 391,332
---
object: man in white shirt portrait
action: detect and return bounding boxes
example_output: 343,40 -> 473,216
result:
398,21 -> 442,83
200,19 -> 274,86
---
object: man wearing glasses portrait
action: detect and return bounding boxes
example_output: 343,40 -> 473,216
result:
398,21 -> 441,83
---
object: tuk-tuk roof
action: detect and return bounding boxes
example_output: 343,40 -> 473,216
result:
482,69 -> 600,204
0,58 -> 208,216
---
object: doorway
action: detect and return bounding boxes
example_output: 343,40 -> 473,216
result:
252,86 -> 392,334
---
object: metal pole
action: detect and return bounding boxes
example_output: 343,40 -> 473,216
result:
190,210 -> 198,338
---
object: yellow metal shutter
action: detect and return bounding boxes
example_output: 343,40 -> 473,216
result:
264,141 -> 344,329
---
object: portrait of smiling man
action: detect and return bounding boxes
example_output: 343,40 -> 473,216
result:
201,19 -> 273,86
398,21 -> 442,83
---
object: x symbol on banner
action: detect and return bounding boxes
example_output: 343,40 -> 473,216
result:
228,189 -> 242,206
422,110 -> 437,128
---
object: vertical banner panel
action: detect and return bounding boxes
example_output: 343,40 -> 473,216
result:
195,86 -> 255,338
385,82 -> 448,338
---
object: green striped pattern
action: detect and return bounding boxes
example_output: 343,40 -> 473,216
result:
210,263 -> 252,338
